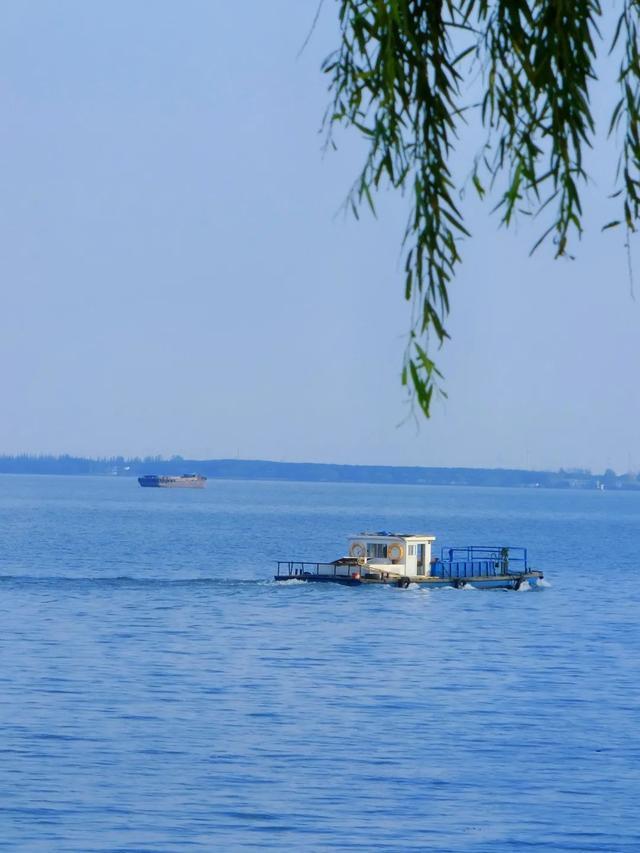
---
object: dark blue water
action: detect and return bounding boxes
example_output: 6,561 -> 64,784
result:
1,475 -> 638,851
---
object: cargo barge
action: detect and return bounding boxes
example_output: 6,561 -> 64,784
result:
138,474 -> 206,489
275,532 -> 543,590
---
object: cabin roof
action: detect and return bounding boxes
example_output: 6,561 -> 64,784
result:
353,531 -> 436,541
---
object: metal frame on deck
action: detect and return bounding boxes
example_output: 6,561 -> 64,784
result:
276,561 -> 358,579
436,546 -> 528,578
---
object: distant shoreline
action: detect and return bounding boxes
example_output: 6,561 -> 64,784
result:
0,455 -> 637,491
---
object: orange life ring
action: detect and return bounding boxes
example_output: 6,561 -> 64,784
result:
349,541 -> 366,559
388,543 -> 404,561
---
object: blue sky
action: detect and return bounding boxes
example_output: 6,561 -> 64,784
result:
1,1 -> 638,472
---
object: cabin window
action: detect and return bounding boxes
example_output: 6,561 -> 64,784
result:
408,545 -> 416,556
367,543 -> 388,559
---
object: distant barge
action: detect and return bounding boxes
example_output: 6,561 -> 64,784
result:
138,474 -> 206,489
275,532 -> 544,590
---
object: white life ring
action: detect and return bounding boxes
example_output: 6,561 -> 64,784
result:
388,542 -> 404,561
349,541 -> 366,559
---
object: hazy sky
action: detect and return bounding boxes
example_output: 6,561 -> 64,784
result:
1,1 -> 639,472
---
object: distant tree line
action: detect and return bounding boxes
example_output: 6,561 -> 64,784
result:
0,455 -> 638,490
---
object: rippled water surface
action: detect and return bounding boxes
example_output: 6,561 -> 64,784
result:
1,475 -> 639,851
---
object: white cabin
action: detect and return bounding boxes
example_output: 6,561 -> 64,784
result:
347,532 -> 436,577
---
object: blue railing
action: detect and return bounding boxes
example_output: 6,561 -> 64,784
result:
434,546 -> 528,578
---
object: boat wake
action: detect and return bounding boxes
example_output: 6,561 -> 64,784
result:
0,574 -> 551,592
0,574 -> 262,588
274,577 -> 308,585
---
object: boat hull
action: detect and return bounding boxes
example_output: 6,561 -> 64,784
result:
138,475 -> 206,489
274,571 -> 544,590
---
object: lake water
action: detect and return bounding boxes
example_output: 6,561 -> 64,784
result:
0,475 -> 638,851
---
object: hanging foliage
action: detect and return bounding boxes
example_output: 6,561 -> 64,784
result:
324,1 -> 639,415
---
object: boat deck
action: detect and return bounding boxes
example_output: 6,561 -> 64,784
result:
275,568 -> 542,589
275,546 -> 543,589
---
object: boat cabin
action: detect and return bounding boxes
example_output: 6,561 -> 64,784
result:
347,532 -> 436,577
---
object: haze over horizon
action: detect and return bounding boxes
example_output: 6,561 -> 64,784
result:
2,2 -> 639,473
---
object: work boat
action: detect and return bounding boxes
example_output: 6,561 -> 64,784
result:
275,532 -> 544,590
